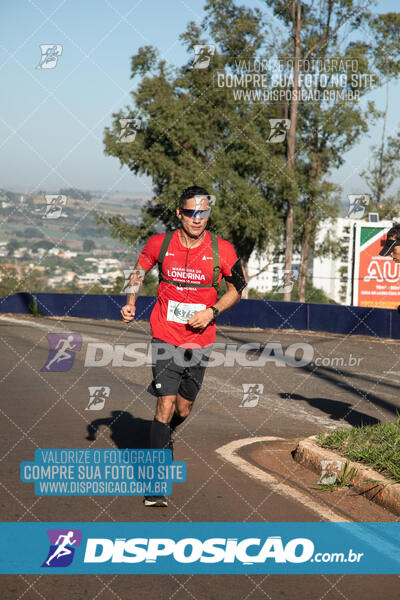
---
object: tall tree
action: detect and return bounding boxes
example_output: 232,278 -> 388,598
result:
264,0 -> 387,301
360,12 -> 400,219
361,122 -> 400,219
99,0 -> 400,303
100,5 -> 284,291
283,0 -> 301,301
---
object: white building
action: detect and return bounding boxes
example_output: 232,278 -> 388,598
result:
76,273 -> 99,287
48,271 -> 76,287
62,250 -> 78,259
246,247 -> 302,294
13,247 -> 28,258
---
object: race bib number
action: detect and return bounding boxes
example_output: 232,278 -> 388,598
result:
167,300 -> 206,324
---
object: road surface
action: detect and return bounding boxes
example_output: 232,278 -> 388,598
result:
1,314 -> 399,599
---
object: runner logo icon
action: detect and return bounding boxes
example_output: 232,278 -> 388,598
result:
192,45 -> 215,69
36,44 -> 63,69
42,529 -> 82,567
267,119 -> 291,143
86,386 -> 110,410
41,333 -> 82,372
240,383 -> 264,407
43,195 -> 67,219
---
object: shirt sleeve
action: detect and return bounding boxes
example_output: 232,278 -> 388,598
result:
137,234 -> 164,270
219,239 -> 239,278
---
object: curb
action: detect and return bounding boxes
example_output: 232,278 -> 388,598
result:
293,435 -> 400,517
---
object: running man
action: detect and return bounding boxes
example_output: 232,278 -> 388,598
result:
120,186 -> 246,506
45,531 -> 77,566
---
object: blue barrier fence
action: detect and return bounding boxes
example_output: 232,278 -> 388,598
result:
1,292 -> 399,339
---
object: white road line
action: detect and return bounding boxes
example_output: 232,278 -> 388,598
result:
216,436 -> 350,523
383,371 -> 400,377
0,315 -> 102,344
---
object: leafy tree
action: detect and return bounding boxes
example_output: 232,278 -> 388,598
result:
360,64 -> 400,221
99,0 -> 400,304
83,239 -> 96,252
361,126 -> 400,220
0,267 -> 22,296
249,280 -> 334,304
85,283 -> 105,294
59,188 -> 93,202
263,0 -> 400,301
0,267 -> 48,297
16,227 -> 42,238
31,240 -> 53,251
6,239 -> 21,256
99,3 -> 284,294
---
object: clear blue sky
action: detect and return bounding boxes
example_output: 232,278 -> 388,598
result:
0,0 -> 399,198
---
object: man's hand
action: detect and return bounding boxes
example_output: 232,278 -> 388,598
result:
188,308 -> 214,330
121,304 -> 135,323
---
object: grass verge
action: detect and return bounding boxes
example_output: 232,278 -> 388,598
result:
317,416 -> 400,484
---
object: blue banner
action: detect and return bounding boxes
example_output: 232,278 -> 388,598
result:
20,449 -> 185,496
0,522 -> 399,574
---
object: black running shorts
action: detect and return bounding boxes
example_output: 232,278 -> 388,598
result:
147,337 -> 212,402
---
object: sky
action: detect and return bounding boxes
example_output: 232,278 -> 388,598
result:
0,0 -> 399,199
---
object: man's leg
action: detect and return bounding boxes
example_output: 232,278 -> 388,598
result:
171,393 -> 193,430
145,340 -> 196,507
145,395 -> 177,508
150,395 -> 176,451
168,394 -> 194,459
155,395 -> 177,423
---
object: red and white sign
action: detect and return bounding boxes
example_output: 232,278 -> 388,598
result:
353,224 -> 400,309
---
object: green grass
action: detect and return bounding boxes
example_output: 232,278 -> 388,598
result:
317,417 -> 400,483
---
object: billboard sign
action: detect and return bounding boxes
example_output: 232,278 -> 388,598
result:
353,223 -> 400,309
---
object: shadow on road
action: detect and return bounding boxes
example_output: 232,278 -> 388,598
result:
280,392 -> 380,427
302,364 -> 400,418
86,410 -> 151,448
215,333 -> 400,420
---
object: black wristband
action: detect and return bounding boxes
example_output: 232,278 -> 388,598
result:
210,305 -> 220,319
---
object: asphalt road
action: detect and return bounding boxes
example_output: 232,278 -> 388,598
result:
1,314 -> 399,599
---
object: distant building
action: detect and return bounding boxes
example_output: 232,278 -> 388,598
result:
76,273 -> 99,287
1,263 -> 27,277
13,247 -> 28,258
247,247 -> 301,294
62,250 -> 77,259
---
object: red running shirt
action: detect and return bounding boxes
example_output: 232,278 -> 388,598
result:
138,230 -> 238,348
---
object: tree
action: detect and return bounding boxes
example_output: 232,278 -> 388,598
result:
59,188 -> 93,202
361,126 -> 400,220
99,3 -> 284,293
99,0 -> 400,303
0,267 -> 48,297
264,0 -> 400,301
83,239 -> 96,252
31,240 -> 53,251
358,13 -> 400,221
360,72 -> 400,220
6,239 -> 21,257
249,279 -> 333,304
0,266 -> 22,297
